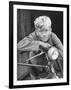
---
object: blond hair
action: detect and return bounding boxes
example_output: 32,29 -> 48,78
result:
34,16 -> 52,29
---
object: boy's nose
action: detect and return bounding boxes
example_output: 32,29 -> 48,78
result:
42,34 -> 46,37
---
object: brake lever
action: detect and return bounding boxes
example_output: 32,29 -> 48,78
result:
25,51 -> 45,62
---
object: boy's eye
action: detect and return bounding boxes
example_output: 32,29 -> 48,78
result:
45,29 -> 49,32
40,29 -> 48,32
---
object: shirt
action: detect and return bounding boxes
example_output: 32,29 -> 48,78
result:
17,31 -> 63,55
17,31 -> 63,79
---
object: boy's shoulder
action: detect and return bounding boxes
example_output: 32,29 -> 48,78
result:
51,32 -> 57,39
50,32 -> 59,42
30,31 -> 36,37
51,32 -> 56,36
28,31 -> 37,39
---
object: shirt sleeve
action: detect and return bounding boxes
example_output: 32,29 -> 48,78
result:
51,32 -> 63,57
17,32 -> 40,52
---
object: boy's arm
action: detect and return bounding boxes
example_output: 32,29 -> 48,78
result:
51,33 -> 63,57
17,32 -> 40,52
17,32 -> 52,52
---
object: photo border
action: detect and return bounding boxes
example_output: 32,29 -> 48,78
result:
9,1 -> 69,88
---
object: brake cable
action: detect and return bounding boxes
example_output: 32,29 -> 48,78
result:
17,51 -> 49,68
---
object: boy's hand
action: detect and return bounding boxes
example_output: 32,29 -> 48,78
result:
39,41 -> 51,49
39,41 -> 51,53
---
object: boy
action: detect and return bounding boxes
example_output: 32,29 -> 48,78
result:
17,16 -> 63,79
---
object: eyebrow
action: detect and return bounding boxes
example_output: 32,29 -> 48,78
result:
39,29 -> 49,32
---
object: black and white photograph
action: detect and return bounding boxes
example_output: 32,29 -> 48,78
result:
17,9 -> 63,80
9,1 -> 69,88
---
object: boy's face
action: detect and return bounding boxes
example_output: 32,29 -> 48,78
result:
35,27 -> 52,42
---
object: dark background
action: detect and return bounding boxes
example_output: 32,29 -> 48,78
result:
17,9 -> 63,80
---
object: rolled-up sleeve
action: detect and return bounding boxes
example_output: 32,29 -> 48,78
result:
17,32 -> 40,52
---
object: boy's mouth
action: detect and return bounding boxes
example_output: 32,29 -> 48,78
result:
40,37 -> 49,41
